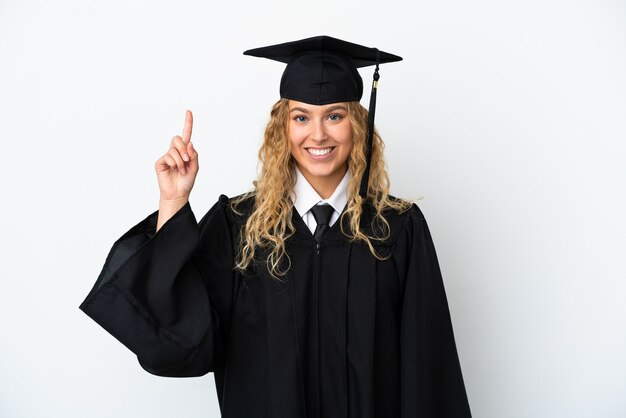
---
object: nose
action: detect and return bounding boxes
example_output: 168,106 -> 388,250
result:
311,119 -> 328,142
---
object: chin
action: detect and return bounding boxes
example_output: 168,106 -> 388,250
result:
304,165 -> 343,179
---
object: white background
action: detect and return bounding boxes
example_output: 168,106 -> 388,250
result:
1,0 -> 625,417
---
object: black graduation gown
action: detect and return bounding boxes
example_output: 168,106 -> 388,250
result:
79,194 -> 471,417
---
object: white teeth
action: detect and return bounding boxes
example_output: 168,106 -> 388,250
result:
307,147 -> 333,156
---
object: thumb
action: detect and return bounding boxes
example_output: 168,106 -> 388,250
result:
187,141 -> 199,171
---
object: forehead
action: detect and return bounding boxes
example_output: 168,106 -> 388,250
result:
288,100 -> 349,112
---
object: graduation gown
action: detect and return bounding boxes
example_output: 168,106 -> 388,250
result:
79,194 -> 471,417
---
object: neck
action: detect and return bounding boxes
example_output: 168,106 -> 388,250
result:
299,165 -> 347,200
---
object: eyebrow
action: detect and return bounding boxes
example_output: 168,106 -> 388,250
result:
289,107 -> 310,114
289,105 -> 348,114
326,105 -> 348,113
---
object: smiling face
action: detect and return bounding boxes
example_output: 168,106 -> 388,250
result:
288,100 -> 354,196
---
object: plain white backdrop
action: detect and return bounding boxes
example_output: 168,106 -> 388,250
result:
1,0 -> 625,417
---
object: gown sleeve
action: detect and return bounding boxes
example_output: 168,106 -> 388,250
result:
395,204 -> 472,417
78,195 -> 234,378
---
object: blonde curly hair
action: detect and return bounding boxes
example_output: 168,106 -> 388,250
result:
230,98 -> 411,279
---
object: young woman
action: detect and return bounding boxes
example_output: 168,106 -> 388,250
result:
80,36 -> 472,417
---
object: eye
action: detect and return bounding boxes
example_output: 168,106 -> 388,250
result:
293,115 -> 308,123
327,113 -> 343,121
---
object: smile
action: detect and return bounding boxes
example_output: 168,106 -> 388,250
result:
306,147 -> 335,156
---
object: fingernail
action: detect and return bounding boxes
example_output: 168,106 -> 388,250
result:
183,154 -> 190,162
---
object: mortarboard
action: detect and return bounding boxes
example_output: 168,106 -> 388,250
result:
244,35 -> 402,200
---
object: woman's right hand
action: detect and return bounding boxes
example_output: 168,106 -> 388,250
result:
154,110 -> 199,231
155,110 -> 199,203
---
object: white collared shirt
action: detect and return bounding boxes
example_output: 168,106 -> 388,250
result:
291,166 -> 350,235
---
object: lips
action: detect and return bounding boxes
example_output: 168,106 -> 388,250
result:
306,147 -> 335,156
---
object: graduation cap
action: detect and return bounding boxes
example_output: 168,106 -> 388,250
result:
244,35 -> 402,200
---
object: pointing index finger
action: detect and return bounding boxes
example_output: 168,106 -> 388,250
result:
182,110 -> 193,144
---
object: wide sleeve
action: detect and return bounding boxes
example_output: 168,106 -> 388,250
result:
394,204 -> 472,417
78,195 -> 235,378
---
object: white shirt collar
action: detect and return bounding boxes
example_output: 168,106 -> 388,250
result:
292,166 -> 350,217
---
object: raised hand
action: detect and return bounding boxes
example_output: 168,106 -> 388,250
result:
154,110 -> 199,231
155,110 -> 199,203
